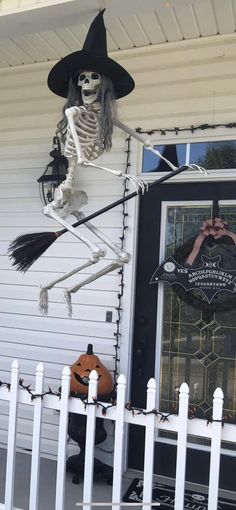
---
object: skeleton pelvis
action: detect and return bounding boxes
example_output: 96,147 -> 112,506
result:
43,187 -> 88,219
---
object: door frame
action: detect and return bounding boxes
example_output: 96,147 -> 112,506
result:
128,181 -> 236,490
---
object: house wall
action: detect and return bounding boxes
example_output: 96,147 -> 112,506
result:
0,32 -> 236,458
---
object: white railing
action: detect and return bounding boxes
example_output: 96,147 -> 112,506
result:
0,360 -> 235,510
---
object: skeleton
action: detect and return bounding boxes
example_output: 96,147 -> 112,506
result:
39,71 -> 205,316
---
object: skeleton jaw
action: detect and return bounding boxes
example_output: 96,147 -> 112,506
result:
81,86 -> 99,105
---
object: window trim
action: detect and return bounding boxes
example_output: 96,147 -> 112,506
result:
138,129 -> 236,183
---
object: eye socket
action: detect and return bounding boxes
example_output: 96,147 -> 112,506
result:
91,73 -> 100,80
78,74 -> 85,81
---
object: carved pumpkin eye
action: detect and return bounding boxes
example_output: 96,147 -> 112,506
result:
77,362 -> 81,366
96,365 -> 100,369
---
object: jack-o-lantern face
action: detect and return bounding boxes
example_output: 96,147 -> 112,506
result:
70,344 -> 113,396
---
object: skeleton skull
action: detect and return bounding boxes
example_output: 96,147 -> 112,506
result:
78,71 -> 101,106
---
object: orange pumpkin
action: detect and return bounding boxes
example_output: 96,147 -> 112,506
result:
70,344 -> 113,396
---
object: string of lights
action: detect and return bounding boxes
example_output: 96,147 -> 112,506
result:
112,135 -> 131,386
1,377 -> 235,424
136,121 -> 236,136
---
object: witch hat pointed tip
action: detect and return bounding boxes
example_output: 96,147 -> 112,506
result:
82,7 -> 107,55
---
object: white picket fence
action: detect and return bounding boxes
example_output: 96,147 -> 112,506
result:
0,360 -> 235,510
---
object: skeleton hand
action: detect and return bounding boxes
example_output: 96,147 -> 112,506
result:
120,174 -> 148,194
188,163 -> 208,175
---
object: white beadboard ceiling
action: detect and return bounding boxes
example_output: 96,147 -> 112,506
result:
0,0 -> 236,68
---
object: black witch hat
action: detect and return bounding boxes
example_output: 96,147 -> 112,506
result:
47,9 -> 135,100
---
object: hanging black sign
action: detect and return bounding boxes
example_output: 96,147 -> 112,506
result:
150,254 -> 236,303
150,217 -> 236,311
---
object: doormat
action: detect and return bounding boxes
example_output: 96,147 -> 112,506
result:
123,478 -> 235,509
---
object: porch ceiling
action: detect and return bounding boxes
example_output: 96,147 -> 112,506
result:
0,0 -> 236,68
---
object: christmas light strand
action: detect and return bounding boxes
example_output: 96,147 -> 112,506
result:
1,378 -> 235,425
136,121 -> 236,136
113,135 -> 131,385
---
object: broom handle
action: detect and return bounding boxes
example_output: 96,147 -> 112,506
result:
58,165 -> 188,235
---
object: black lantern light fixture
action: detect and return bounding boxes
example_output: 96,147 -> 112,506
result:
38,136 -> 68,205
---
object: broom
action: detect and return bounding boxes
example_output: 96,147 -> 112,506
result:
8,165 -> 189,272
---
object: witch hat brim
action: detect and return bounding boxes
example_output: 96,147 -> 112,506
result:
47,10 -> 135,100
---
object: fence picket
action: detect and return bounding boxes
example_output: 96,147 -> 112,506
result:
83,370 -> 98,510
0,359 -> 231,510
207,388 -> 224,510
112,374 -> 126,510
55,366 -> 71,510
174,383 -> 189,510
29,363 -> 44,510
4,360 -> 19,510
143,378 -> 157,510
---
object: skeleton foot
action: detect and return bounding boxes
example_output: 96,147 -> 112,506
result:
64,290 -> 73,318
39,286 -> 49,316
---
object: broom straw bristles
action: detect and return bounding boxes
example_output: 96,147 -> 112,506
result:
8,231 -> 59,272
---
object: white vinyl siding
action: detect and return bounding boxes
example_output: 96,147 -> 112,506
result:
1,32 -> 236,457
0,62 -> 128,457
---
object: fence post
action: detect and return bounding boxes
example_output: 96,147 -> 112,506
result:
143,378 -> 156,510
83,370 -> 98,510
112,374 -> 126,510
174,382 -> 189,510
29,363 -> 44,510
4,360 -> 19,510
207,387 -> 224,510
55,365 -> 71,510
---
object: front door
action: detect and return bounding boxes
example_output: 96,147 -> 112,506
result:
129,181 -> 236,491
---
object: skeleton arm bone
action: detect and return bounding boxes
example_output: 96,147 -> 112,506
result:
65,107 -> 84,163
113,118 -> 177,171
113,118 -> 206,174
84,161 -> 147,193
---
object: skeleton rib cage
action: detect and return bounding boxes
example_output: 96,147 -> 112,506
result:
64,107 -> 103,161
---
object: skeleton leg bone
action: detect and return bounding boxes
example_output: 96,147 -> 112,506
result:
72,211 -> 131,259
64,260 -> 123,317
62,211 -> 131,316
39,258 -> 100,315
39,206 -> 106,315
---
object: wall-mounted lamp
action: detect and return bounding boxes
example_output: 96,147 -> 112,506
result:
38,136 -> 68,205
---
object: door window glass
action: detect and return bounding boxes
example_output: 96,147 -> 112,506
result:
160,205 -> 236,431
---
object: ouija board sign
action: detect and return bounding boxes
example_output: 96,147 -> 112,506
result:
150,255 -> 236,303
150,218 -> 236,312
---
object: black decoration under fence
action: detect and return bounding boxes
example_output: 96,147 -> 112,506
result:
123,478 -> 235,509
